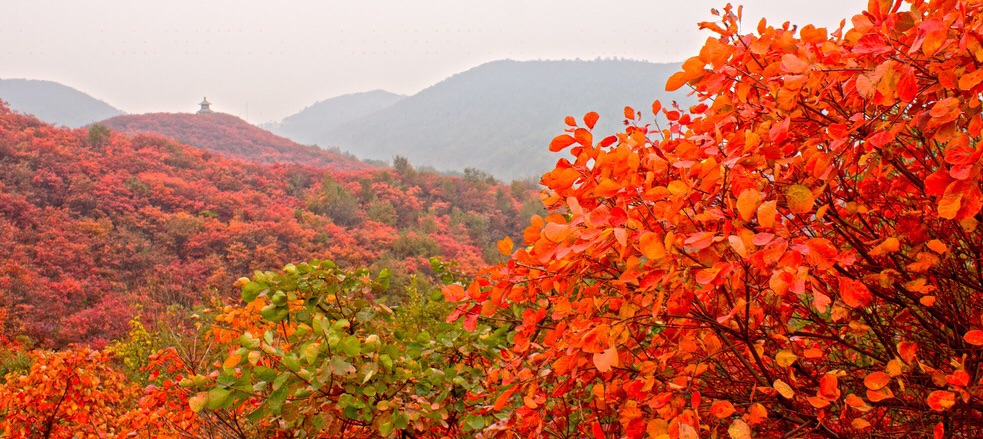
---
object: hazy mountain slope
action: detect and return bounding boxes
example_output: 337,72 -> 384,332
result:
266,90 -> 405,145
312,60 -> 692,181
0,78 -> 123,128
98,112 -> 373,171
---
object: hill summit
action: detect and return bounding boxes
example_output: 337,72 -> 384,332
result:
98,111 -> 372,171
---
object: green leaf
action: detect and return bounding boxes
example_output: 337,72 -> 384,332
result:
465,415 -> 486,430
330,355 -> 356,375
205,387 -> 232,410
339,335 -> 361,356
281,354 -> 301,372
379,420 -> 394,437
304,342 -> 321,365
241,281 -> 265,302
188,392 -> 207,413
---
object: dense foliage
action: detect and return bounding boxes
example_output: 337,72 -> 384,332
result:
0,106 -> 537,347
98,112 -> 370,171
447,0 -> 983,437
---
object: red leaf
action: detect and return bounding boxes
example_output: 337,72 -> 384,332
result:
584,112 -> 600,130
926,390 -> 956,411
839,277 -> 872,308
964,329 -> 983,346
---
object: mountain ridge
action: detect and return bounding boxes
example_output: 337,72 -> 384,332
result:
0,78 -> 124,128
275,59 -> 691,180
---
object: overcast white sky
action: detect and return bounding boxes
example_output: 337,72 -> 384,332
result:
2,1 -> 862,123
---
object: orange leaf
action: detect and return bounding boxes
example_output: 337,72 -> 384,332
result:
666,71 -> 690,91
786,184 -> 815,214
897,341 -> 918,363
497,236 -> 514,256
736,188 -> 763,222
926,390 -> 956,412
852,418 -> 872,430
684,231 -> 715,250
564,116 -> 577,126
543,222 -> 573,242
493,387 -> 517,411
773,379 -> 795,399
819,373 -> 840,400
863,372 -> 891,390
549,134 -> 576,152
593,346 -> 619,373
728,419 -> 751,439
710,400 -> 736,418
624,106 -> 635,120
594,179 -> 622,197
757,200 -> 778,228
639,232 -> 667,260
442,284 -> 467,302
695,266 -> 721,285
584,112 -> 600,130
959,68 -> 983,91
781,54 -> 810,74
807,396 -> 831,408
652,100 -> 662,116
745,403 -> 768,425
727,235 -> 748,258
964,329 -> 983,346
926,239 -> 948,254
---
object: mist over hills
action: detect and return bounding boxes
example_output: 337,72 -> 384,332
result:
275,59 -> 692,181
263,90 -> 405,145
5,59 -> 692,181
98,112 -> 372,172
0,78 -> 124,128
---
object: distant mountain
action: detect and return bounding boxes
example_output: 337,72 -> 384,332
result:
0,78 -> 124,128
98,111 -> 373,172
288,60 -> 693,181
264,90 -> 405,145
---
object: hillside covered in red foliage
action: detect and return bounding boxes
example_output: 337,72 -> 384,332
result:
98,111 -> 372,171
0,103 -> 539,348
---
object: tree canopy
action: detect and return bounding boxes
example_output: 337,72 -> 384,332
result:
447,0 -> 983,437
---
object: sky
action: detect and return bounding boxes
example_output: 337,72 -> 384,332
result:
2,1 -> 863,123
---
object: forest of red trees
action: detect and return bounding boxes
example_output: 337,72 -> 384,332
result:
3,0 -> 983,437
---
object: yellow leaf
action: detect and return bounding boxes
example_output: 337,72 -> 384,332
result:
775,350 -> 797,367
728,419 -> 751,439
774,379 -> 795,399
786,184 -> 815,214
497,236 -> 514,255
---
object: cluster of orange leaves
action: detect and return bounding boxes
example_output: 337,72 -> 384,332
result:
450,0 -> 983,437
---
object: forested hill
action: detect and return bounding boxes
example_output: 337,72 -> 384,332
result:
0,103 -> 540,348
98,111 -> 372,172
276,59 -> 692,181
264,89 -> 405,146
0,78 -> 124,128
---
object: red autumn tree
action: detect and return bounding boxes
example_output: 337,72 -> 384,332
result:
450,1 -> 983,437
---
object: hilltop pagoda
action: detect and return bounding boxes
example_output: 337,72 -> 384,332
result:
197,97 -> 213,114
